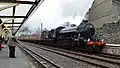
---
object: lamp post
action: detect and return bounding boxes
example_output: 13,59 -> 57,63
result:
41,22 -> 43,32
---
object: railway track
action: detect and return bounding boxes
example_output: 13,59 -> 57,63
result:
40,45 -> 120,62
20,41 -> 120,68
38,44 -> 120,59
41,45 -> 120,61
98,52 -> 120,59
18,44 -> 61,68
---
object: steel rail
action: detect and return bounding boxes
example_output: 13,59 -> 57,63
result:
20,42 -> 109,68
18,44 -> 61,68
38,45 -> 120,59
33,45 -> 120,65
98,52 -> 120,59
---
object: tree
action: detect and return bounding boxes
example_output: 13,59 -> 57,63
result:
63,22 -> 70,27
19,26 -> 31,36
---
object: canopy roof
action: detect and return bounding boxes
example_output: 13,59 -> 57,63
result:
0,0 -> 43,35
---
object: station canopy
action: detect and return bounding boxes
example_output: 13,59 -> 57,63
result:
0,0 -> 43,35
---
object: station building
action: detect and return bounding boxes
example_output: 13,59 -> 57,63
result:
87,0 -> 120,28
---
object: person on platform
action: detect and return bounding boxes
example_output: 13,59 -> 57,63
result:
7,36 -> 17,58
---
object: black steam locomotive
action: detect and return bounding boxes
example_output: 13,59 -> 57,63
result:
41,20 -> 105,52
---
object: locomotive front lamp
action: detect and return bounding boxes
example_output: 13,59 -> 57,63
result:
101,39 -> 104,42
87,38 -> 90,42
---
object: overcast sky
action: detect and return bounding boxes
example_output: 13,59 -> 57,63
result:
24,0 -> 94,31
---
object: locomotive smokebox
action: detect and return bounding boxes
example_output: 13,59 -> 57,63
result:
77,20 -> 95,38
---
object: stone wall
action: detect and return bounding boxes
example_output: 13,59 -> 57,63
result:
112,0 -> 120,22
89,0 -> 112,28
95,21 -> 120,44
88,0 -> 120,28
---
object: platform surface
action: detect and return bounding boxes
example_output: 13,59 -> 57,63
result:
0,45 -> 34,68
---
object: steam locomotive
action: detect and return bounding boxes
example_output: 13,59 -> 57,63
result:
40,20 -> 105,52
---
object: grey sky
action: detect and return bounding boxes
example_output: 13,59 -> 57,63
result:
24,0 -> 94,30
61,0 -> 93,17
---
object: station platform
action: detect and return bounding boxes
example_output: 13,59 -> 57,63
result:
0,45 -> 34,68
